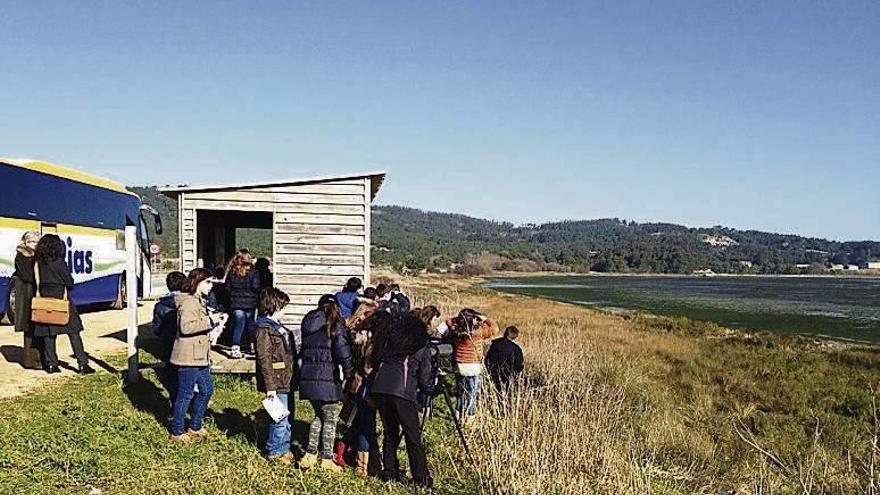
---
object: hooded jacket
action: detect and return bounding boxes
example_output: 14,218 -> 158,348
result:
484,337 -> 524,385
297,308 -> 354,402
13,246 -> 35,284
451,318 -> 499,365
334,289 -> 360,319
254,316 -> 297,393
370,315 -> 435,404
151,292 -> 179,362
170,293 -> 214,367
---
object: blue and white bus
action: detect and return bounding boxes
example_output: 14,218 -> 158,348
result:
0,158 -> 161,322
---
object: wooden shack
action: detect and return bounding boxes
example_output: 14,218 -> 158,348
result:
160,172 -> 385,326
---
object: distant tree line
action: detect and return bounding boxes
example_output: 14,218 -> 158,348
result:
371,206 -> 880,275
130,188 -> 879,275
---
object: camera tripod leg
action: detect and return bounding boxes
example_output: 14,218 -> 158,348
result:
420,402 -> 432,431
438,381 -> 476,466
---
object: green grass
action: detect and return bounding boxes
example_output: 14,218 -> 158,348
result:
0,351 -> 477,495
624,312 -> 880,492
4,276 -> 880,494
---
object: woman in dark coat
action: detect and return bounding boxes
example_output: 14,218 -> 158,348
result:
12,231 -> 41,369
297,294 -> 354,471
369,314 -> 435,487
345,309 -> 394,476
33,234 -> 94,375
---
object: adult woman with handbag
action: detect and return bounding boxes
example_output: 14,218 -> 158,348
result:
32,234 -> 94,375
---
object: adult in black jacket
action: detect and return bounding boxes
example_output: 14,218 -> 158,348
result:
484,326 -> 525,392
297,294 -> 354,471
224,249 -> 261,358
32,235 -> 94,375
12,231 -> 41,369
370,314 -> 435,487
377,286 -> 411,318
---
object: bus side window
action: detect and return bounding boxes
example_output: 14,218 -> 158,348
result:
138,216 -> 149,253
41,223 -> 58,235
116,230 -> 125,250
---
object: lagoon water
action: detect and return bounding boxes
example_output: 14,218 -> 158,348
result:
487,275 -> 880,344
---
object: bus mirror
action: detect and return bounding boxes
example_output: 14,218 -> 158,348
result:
140,204 -> 163,235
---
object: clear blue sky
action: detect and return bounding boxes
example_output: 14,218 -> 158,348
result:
1,1 -> 877,240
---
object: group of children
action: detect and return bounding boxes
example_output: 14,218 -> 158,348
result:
151,271 -> 525,487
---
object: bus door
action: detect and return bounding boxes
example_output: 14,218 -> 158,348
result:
138,215 -> 152,298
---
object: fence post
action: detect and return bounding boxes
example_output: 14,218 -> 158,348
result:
125,225 -> 139,382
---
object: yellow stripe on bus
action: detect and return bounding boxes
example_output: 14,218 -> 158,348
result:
0,217 -> 41,231
0,217 -> 118,238
0,157 -> 138,197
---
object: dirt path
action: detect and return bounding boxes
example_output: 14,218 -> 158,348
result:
0,301 -> 156,399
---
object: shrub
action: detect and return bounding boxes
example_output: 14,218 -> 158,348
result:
500,259 -> 541,272
464,252 -> 506,272
541,262 -> 571,273
452,263 -> 489,276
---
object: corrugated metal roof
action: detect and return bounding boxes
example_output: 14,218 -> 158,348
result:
159,171 -> 386,201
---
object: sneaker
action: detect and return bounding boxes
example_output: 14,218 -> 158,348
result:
268,452 -> 295,466
186,428 -> 209,440
299,453 -> 318,470
319,458 -> 343,473
229,346 -> 244,359
170,433 -> 192,443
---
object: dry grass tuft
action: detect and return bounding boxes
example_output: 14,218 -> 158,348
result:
1,271 -> 877,494
397,273 -> 880,494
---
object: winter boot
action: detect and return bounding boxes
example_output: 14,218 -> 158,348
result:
355,451 -> 369,476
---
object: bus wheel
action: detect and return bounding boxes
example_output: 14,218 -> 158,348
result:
3,285 -> 15,324
111,273 -> 126,310
0,284 -> 15,325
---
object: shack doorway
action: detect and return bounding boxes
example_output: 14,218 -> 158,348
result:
195,210 -> 274,273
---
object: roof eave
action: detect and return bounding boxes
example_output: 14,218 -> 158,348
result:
159,171 -> 386,201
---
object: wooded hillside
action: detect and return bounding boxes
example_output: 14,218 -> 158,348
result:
132,187 -> 879,275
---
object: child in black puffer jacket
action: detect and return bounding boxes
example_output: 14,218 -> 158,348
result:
297,294 -> 354,472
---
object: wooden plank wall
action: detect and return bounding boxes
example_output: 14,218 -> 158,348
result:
181,206 -> 197,272
178,178 -> 372,326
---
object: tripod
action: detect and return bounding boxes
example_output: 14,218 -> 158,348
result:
419,371 -> 476,466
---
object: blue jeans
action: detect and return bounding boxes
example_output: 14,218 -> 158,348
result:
231,309 -> 255,347
457,374 -> 481,417
351,396 -> 378,452
172,366 -> 214,436
266,393 -> 291,456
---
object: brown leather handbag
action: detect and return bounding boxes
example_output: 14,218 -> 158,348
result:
31,263 -> 71,326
